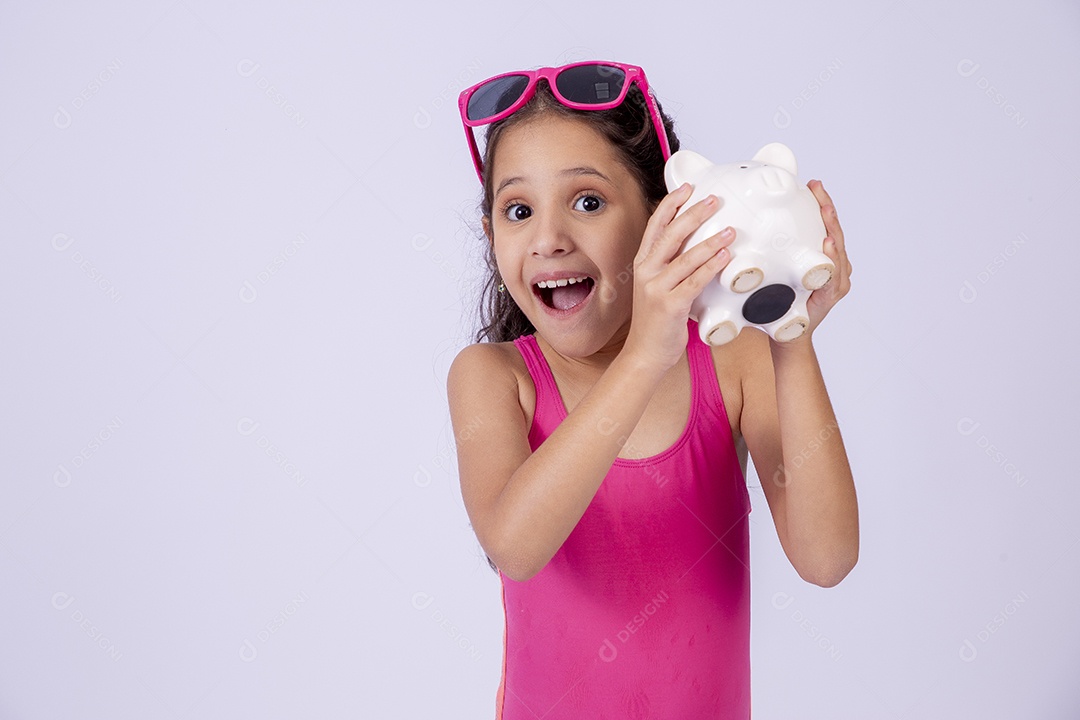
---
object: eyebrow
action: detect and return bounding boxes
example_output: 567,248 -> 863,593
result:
495,166 -> 613,196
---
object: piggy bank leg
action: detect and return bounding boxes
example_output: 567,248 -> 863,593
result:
699,306 -> 739,346
801,263 -> 833,291
774,315 -> 809,342
731,267 -> 764,293
724,253 -> 765,293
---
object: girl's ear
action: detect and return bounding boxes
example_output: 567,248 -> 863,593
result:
482,216 -> 493,245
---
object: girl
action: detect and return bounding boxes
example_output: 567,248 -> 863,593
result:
447,61 -> 857,720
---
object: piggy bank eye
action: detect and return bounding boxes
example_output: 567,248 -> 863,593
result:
739,164 -> 749,169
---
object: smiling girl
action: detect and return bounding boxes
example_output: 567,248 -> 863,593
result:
446,60 -> 858,719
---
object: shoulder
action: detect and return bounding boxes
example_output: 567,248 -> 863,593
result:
446,338 -> 529,407
447,340 -> 510,386
446,342 -> 525,457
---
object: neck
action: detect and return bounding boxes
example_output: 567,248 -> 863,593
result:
534,320 -> 632,377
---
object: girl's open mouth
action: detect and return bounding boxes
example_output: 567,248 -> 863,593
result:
534,276 -> 595,314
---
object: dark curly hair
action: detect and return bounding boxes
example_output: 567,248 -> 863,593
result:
467,76 -> 681,574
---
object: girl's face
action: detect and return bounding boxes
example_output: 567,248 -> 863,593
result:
484,113 -> 652,360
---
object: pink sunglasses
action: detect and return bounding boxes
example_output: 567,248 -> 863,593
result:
457,60 -> 673,183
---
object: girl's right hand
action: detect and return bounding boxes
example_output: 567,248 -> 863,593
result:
622,182 -> 736,373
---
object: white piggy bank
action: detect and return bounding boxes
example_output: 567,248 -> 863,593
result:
664,143 -> 834,346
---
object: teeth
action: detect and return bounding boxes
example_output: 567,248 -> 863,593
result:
536,276 -> 590,289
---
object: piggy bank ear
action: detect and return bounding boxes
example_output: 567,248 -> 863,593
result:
752,142 -> 798,176
664,150 -> 714,192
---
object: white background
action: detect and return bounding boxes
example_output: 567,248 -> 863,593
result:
1,1 -> 1078,718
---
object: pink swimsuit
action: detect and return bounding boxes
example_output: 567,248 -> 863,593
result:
496,317 -> 753,719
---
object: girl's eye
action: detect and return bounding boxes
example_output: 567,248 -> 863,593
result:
503,203 -> 532,222
574,195 -> 604,212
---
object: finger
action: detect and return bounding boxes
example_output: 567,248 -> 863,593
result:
823,237 -> 852,295
808,181 -> 849,292
638,182 -> 694,260
824,233 -> 846,266
676,239 -> 732,298
659,227 -> 734,291
808,178 -> 832,207
650,194 -> 720,264
822,203 -> 845,252
809,179 -> 845,252
839,249 -> 852,280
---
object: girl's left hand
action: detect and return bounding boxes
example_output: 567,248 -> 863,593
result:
801,179 -> 852,337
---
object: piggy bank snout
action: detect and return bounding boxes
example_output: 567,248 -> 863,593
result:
742,284 -> 795,325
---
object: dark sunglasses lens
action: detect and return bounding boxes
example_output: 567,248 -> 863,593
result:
466,74 -> 530,121
555,64 -> 626,104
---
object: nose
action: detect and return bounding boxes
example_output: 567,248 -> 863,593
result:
528,207 -> 575,257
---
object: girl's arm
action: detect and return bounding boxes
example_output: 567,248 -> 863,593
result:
448,342 -> 669,582
739,180 -> 859,587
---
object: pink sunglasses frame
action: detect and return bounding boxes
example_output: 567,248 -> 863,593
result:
457,60 -> 673,184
